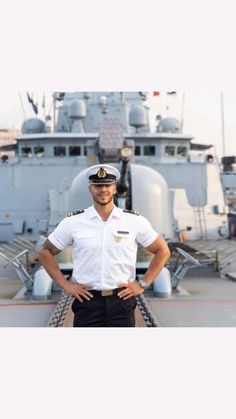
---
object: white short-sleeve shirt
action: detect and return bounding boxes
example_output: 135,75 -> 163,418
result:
48,205 -> 158,290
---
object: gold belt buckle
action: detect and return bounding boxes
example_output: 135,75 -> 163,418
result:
101,289 -> 113,297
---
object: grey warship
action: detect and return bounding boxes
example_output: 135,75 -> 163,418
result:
1,91 -> 235,327
0,91 -> 228,242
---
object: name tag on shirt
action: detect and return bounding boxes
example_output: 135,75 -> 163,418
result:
117,231 -> 129,234
114,230 -> 130,242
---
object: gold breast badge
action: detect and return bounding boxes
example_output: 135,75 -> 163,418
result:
114,236 -> 123,243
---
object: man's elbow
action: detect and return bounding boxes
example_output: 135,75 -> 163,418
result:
37,248 -> 48,263
162,244 -> 171,261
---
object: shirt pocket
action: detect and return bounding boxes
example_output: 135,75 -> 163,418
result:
112,229 -> 136,250
74,231 -> 99,250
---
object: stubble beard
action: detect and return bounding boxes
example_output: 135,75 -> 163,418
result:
93,195 -> 114,206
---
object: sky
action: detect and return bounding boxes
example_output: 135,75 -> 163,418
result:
0,91 -> 235,159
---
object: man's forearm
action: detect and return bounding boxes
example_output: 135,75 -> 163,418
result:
38,249 -> 68,291
143,248 -> 170,286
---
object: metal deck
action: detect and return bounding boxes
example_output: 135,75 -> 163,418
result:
146,266 -> 236,327
1,238 -> 236,327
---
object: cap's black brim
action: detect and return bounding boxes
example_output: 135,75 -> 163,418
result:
89,180 -> 116,185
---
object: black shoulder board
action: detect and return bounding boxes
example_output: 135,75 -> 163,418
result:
123,209 -> 140,216
67,210 -> 85,217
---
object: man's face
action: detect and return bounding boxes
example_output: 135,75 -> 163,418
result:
89,183 -> 117,206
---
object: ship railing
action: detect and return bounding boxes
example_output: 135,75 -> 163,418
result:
0,237 -> 39,274
0,249 -> 33,291
169,242 -> 219,271
0,236 -> 41,291
168,244 -> 219,290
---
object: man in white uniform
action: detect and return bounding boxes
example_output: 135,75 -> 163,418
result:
38,164 -> 170,327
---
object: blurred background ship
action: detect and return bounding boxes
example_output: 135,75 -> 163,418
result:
0,91 -> 228,243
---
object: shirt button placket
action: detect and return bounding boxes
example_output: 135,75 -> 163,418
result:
100,222 -> 107,289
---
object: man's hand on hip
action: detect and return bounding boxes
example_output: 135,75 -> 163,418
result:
64,282 -> 93,302
117,281 -> 144,300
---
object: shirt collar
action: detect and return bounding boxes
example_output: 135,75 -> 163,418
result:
110,206 -> 122,219
88,206 -> 100,219
88,205 -> 122,220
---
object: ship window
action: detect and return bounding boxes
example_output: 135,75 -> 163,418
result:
135,146 -> 141,156
54,146 -> 66,156
21,147 -> 33,157
177,146 -> 187,156
69,146 -> 81,156
34,146 -> 45,157
83,146 -> 87,156
165,146 -> 175,156
144,145 -> 155,156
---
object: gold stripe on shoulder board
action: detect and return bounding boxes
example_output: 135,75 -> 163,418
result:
123,209 -> 140,216
67,210 -> 85,217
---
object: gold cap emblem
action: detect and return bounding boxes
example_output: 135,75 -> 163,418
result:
97,167 -> 107,178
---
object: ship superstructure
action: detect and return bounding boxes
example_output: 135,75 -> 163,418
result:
0,92 -> 228,242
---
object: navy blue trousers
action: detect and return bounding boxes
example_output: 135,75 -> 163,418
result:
71,293 -> 137,327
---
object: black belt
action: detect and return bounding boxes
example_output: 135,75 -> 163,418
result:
90,288 -> 124,297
